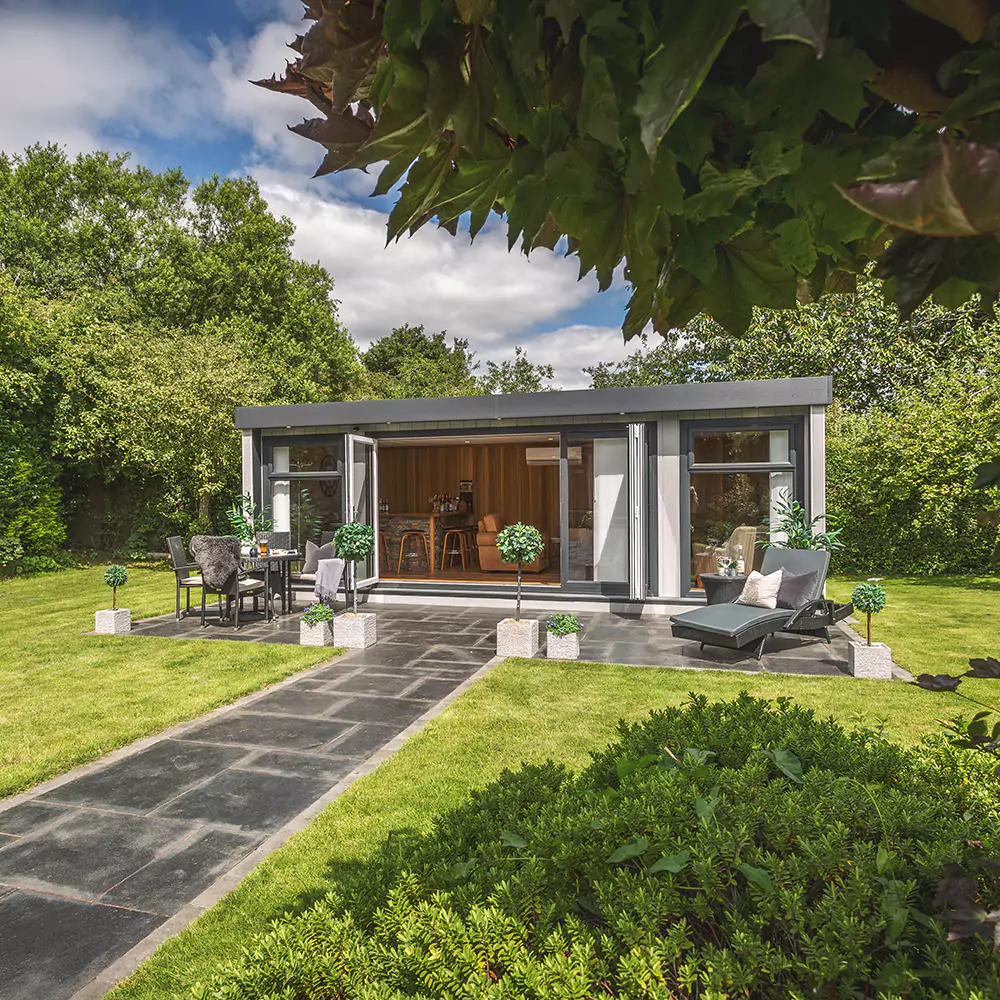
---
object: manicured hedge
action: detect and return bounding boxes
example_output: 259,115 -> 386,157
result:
190,695 -> 999,1000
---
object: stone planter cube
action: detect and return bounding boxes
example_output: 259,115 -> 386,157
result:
497,618 -> 540,658
848,641 -> 893,679
334,612 -> 377,649
300,619 -> 334,646
546,630 -> 580,660
95,608 -> 131,635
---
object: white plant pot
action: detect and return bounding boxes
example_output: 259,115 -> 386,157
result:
546,630 -> 580,660
334,612 -> 377,649
497,618 -> 540,658
848,641 -> 893,679
300,619 -> 334,647
240,543 -> 253,555
95,608 -> 131,635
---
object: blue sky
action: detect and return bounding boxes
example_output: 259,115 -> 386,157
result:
0,0 -> 643,387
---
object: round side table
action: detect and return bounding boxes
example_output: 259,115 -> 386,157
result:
700,573 -> 747,605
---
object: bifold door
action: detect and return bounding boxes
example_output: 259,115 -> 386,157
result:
346,434 -> 378,588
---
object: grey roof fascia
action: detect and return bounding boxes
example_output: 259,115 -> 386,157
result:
234,376 -> 832,430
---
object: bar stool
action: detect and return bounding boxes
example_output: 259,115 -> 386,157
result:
440,528 -> 469,571
397,531 -> 430,573
379,531 -> 391,568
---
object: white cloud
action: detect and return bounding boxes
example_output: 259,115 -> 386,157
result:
0,6 -> 215,157
259,178 -> 608,381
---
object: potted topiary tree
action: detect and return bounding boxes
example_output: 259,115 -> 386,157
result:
495,521 -> 545,657
848,580 -> 891,678
300,602 -> 335,646
545,613 -> 584,660
95,565 -> 131,634
332,521 -> 376,648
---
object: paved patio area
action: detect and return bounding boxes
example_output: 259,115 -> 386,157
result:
130,601 -> 855,676
0,603 -> 858,1000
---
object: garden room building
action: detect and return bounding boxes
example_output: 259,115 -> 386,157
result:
236,376 -> 831,611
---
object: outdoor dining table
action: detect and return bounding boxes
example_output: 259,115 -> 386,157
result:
239,551 -> 300,621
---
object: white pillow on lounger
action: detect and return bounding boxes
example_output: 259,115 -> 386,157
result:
735,569 -> 784,609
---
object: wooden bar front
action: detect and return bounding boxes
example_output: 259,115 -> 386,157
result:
382,512 -> 471,574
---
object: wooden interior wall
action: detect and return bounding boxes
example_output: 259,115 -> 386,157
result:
379,444 -> 559,541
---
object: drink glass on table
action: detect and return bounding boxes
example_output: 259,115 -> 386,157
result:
258,539 -> 268,556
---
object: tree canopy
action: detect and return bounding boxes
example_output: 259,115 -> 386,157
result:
260,0 -> 1000,337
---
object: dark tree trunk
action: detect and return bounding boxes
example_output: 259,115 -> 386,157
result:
516,564 -> 522,619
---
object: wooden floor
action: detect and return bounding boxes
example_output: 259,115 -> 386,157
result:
380,565 -> 561,586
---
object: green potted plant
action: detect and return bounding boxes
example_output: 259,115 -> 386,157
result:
226,492 -> 274,554
300,602 -> 334,646
495,521 -> 545,657
545,612 -> 584,660
332,521 -> 376,648
95,564 -> 131,634
760,498 -> 843,550
848,580 -> 891,678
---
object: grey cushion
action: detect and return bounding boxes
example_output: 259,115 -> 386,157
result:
179,576 -> 202,586
671,603 -> 793,639
302,540 -> 335,575
777,570 -> 820,610
237,578 -> 264,593
290,572 -> 316,583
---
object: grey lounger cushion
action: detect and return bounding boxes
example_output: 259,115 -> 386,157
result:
671,603 -> 793,639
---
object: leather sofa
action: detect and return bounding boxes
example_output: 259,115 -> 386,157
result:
476,513 -> 549,572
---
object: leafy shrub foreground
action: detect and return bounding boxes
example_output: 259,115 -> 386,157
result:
191,695 -> 999,1000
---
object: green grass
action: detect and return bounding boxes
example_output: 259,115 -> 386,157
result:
0,566 -> 334,798
109,595 -> 1000,1000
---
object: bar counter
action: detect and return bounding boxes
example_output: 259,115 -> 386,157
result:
382,512 -> 473,574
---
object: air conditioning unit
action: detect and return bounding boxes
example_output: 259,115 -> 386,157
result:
525,446 -> 582,466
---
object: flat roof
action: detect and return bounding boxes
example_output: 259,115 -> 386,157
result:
235,376 -> 833,430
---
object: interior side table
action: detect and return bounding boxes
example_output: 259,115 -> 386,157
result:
700,573 -> 747,605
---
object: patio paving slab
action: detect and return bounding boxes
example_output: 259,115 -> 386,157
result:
0,892 -> 164,1000
176,711 -> 353,751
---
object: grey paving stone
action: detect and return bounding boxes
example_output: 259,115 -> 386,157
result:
178,711 -> 353,751
0,834 -> 15,847
246,686 -> 351,719
38,740 -> 246,813
0,890 -> 164,1000
153,768 -> 332,832
0,811 -> 194,899
606,642 -> 673,666
766,658 -> 846,676
326,672 -> 418,696
0,802 -> 72,837
307,660 -> 364,681
332,695 -> 430,727
405,677 -> 465,702
101,829 -> 261,914
237,750 -> 358,781
317,722 -> 398,759
324,643 -> 426,669
413,643 -> 485,664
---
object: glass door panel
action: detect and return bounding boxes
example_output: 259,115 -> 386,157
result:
566,436 -> 628,585
347,434 -> 378,587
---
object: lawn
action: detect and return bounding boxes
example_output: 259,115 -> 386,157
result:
0,566 -> 333,798
109,587 -> 1000,1000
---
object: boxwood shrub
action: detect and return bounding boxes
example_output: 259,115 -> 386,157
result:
190,694 -> 999,1000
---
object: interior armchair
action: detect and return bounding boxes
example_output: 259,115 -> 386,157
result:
476,513 -> 549,573
692,524 -> 758,582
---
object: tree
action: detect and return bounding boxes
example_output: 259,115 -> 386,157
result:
259,1 -> 1000,340
587,274 -> 994,413
360,324 -> 481,397
0,146 -> 363,552
479,346 -> 554,394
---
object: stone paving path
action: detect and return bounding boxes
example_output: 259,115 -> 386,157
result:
0,605 -> 498,1000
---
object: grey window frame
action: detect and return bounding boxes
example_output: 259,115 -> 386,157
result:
680,417 -> 805,598
260,435 -> 347,524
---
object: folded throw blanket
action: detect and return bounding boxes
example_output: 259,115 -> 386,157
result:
313,558 -> 346,605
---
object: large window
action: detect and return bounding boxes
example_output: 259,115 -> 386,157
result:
684,423 -> 800,592
265,438 -> 345,552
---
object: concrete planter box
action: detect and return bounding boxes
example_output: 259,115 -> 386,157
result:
95,608 -> 131,635
848,641 -> 893,679
546,630 -> 580,660
334,612 -> 377,649
497,618 -> 540,658
300,619 -> 335,646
